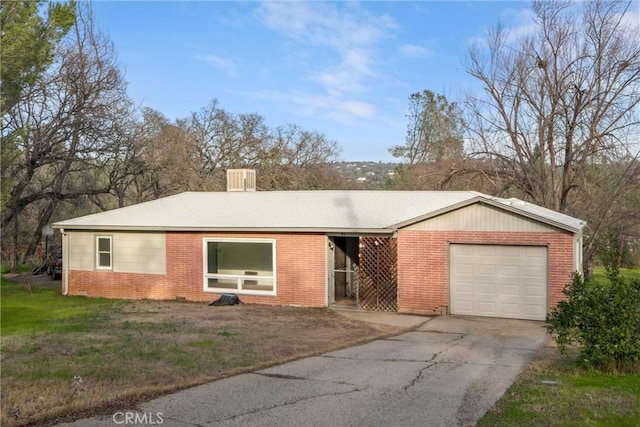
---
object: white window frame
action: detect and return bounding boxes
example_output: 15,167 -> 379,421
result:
202,238 -> 277,296
96,235 -> 113,270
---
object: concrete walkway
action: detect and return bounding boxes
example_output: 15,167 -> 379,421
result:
330,306 -> 431,328
60,315 -> 548,427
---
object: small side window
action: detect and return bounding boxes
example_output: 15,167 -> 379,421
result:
96,236 -> 112,270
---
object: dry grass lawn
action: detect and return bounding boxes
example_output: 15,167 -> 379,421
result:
1,275 -> 405,426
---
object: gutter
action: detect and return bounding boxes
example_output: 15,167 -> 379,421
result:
52,226 -> 396,235
483,198 -> 585,233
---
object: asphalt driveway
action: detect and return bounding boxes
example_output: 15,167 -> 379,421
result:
61,316 -> 548,426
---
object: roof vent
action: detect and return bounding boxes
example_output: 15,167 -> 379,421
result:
226,169 -> 256,192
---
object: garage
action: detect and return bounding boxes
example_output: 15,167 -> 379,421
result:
449,244 -> 548,320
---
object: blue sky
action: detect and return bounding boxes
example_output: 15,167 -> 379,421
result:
90,1 -> 548,161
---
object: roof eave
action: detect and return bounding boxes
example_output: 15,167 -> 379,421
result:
390,196 -> 584,233
480,198 -> 584,233
53,224 -> 394,235
390,196 -> 486,229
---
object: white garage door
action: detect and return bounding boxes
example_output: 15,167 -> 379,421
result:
450,244 -> 548,320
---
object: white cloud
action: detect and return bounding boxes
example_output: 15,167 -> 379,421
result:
257,2 -> 395,122
333,100 -> 376,120
195,54 -> 237,77
290,93 -> 376,124
620,1 -> 640,33
399,44 -> 432,58
473,2 -> 639,49
259,2 -> 395,51
245,90 -> 376,124
502,7 -> 538,42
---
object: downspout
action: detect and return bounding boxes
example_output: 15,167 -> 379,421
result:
61,229 -> 69,295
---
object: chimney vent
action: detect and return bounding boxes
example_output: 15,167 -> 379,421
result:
226,169 -> 256,192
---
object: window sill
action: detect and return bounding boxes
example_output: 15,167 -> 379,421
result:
204,288 -> 276,297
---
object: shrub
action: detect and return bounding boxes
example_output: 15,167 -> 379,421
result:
546,273 -> 640,372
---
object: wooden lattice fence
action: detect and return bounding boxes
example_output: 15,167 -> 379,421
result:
357,237 -> 397,311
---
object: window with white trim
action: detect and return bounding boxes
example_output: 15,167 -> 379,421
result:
96,236 -> 112,270
203,238 -> 276,295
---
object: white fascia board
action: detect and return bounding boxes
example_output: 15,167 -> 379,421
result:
390,197 -> 486,229
53,225 -> 394,235
479,199 -> 584,233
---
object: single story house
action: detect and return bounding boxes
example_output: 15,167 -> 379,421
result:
53,189 -> 585,320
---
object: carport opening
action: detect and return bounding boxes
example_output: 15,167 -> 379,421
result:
329,236 -> 398,312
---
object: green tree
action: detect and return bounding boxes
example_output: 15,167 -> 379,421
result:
390,90 -> 464,164
388,90 -> 465,190
0,0 -> 75,114
1,3 -> 132,263
1,1 -> 76,215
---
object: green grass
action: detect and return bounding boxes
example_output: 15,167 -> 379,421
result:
481,268 -> 640,426
592,267 -> 640,285
0,275 -> 402,426
0,277 -> 126,335
480,371 -> 640,426
478,348 -> 640,426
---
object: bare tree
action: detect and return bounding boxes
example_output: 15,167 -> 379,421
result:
258,123 -> 341,190
177,100 -> 269,190
180,100 -> 342,191
1,3 -> 132,262
571,158 -> 640,267
463,0 -> 640,267
109,108 -> 203,206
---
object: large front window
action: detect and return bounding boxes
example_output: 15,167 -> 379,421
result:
203,238 -> 276,295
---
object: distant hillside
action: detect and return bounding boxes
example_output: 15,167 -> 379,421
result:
331,161 -> 398,189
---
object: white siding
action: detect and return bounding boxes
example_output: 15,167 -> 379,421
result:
67,231 -> 166,274
68,232 -> 94,270
405,203 -> 558,232
113,232 -> 166,274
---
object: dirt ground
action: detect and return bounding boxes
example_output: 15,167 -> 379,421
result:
4,271 -> 57,282
5,271 -> 404,358
1,274 -> 406,426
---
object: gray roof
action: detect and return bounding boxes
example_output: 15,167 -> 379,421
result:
53,191 -> 585,234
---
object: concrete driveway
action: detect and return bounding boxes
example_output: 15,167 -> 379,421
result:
61,316 -> 548,427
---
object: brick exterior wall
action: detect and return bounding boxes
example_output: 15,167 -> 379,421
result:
396,230 -> 575,315
66,228 -> 576,316
67,232 -> 327,307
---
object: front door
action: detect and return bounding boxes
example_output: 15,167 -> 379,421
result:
330,237 -> 359,305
